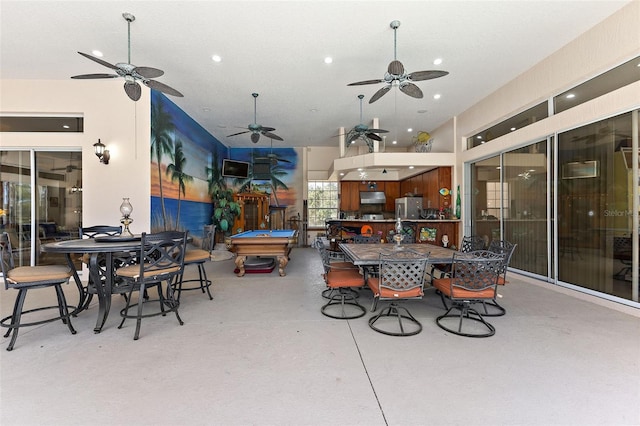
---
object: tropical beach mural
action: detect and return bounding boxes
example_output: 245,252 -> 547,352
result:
150,91 -> 301,239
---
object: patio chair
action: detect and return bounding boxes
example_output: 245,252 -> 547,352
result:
173,225 -> 215,301
480,239 -> 517,316
0,232 -> 76,351
316,239 -> 359,300
115,231 -> 187,340
433,250 -> 504,337
367,249 -> 429,336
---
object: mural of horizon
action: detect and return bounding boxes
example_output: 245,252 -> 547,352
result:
150,91 -> 301,237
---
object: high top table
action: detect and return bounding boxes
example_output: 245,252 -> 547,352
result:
41,237 -> 142,333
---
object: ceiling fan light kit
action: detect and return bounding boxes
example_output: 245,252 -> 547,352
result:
347,20 -> 449,104
71,13 -> 183,101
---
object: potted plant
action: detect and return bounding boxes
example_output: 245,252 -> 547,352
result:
211,188 -> 241,245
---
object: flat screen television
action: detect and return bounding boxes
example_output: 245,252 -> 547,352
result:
222,159 -> 250,178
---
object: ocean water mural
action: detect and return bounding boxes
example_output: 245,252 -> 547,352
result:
151,196 -> 212,239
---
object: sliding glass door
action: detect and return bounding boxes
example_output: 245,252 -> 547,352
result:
1,149 -> 82,267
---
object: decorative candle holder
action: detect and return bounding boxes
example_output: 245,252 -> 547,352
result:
120,197 -> 134,236
393,217 -> 403,249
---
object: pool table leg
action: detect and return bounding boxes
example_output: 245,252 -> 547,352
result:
277,255 -> 288,276
235,255 -> 246,277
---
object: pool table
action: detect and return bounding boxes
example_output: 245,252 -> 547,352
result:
226,230 -> 298,277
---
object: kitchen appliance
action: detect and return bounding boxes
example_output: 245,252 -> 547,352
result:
395,197 -> 423,219
360,191 -> 386,204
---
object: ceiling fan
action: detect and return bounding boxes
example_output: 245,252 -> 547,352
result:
51,154 -> 81,173
255,138 -> 292,165
70,12 -> 183,102
227,93 -> 283,144
345,94 -> 389,152
348,20 -> 449,104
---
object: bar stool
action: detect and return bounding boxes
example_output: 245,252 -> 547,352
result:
0,232 -> 76,351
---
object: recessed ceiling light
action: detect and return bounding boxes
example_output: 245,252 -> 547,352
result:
409,166 -> 414,169
339,172 -> 345,176
433,58 -> 443,65
392,140 -> 397,144
91,50 -> 103,57
510,127 -> 516,131
433,94 -> 441,100
476,136 -> 483,139
481,141 -> 486,144
566,93 -> 575,99
62,125 -> 70,129
309,108 -> 318,113
202,107 -> 211,112
212,55 -> 222,62
357,168 -> 363,171
407,128 -> 412,132
324,57 -> 333,64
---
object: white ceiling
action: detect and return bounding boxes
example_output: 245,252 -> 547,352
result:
0,1 -> 631,151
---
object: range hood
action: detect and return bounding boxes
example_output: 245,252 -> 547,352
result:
360,191 -> 386,204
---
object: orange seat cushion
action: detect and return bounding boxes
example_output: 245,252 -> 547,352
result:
366,276 -> 423,299
329,261 -> 358,270
325,269 -> 364,288
433,277 -> 496,299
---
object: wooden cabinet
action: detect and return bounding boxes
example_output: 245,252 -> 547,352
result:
233,192 -> 270,232
384,181 -> 400,211
340,181 -> 360,211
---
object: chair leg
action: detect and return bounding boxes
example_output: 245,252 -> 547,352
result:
436,301 -> 495,338
321,288 -> 365,319
54,284 -> 76,335
164,280 -> 184,326
5,288 -> 28,351
478,299 -> 506,317
368,302 -> 422,336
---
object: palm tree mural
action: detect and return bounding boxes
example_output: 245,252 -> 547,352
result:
166,139 -> 193,229
206,150 -> 226,195
151,99 -> 175,230
238,149 -> 289,206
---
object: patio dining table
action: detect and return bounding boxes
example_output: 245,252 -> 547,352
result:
41,236 -> 143,333
339,242 -> 456,268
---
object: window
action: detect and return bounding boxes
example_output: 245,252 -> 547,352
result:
486,181 -> 509,219
307,181 -> 338,227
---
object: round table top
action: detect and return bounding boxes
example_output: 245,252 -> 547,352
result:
40,237 -> 143,253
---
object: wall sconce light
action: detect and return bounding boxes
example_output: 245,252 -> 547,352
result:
93,139 -> 110,165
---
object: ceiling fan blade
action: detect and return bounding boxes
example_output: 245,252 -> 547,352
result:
368,128 -> 389,133
388,60 -> 405,76
124,81 -> 142,101
134,66 -> 164,79
365,132 -> 383,142
260,126 -> 276,132
227,130 -> 250,137
369,86 -> 391,103
347,79 -> 384,86
77,51 -> 119,71
409,70 -> 449,81
399,82 -> 423,98
251,133 -> 261,144
71,73 -> 120,79
262,131 -> 283,141
143,80 -> 184,97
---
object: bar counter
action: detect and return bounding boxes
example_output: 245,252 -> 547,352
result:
325,218 -> 460,248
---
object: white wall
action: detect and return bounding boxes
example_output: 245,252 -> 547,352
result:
0,79 -> 152,232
